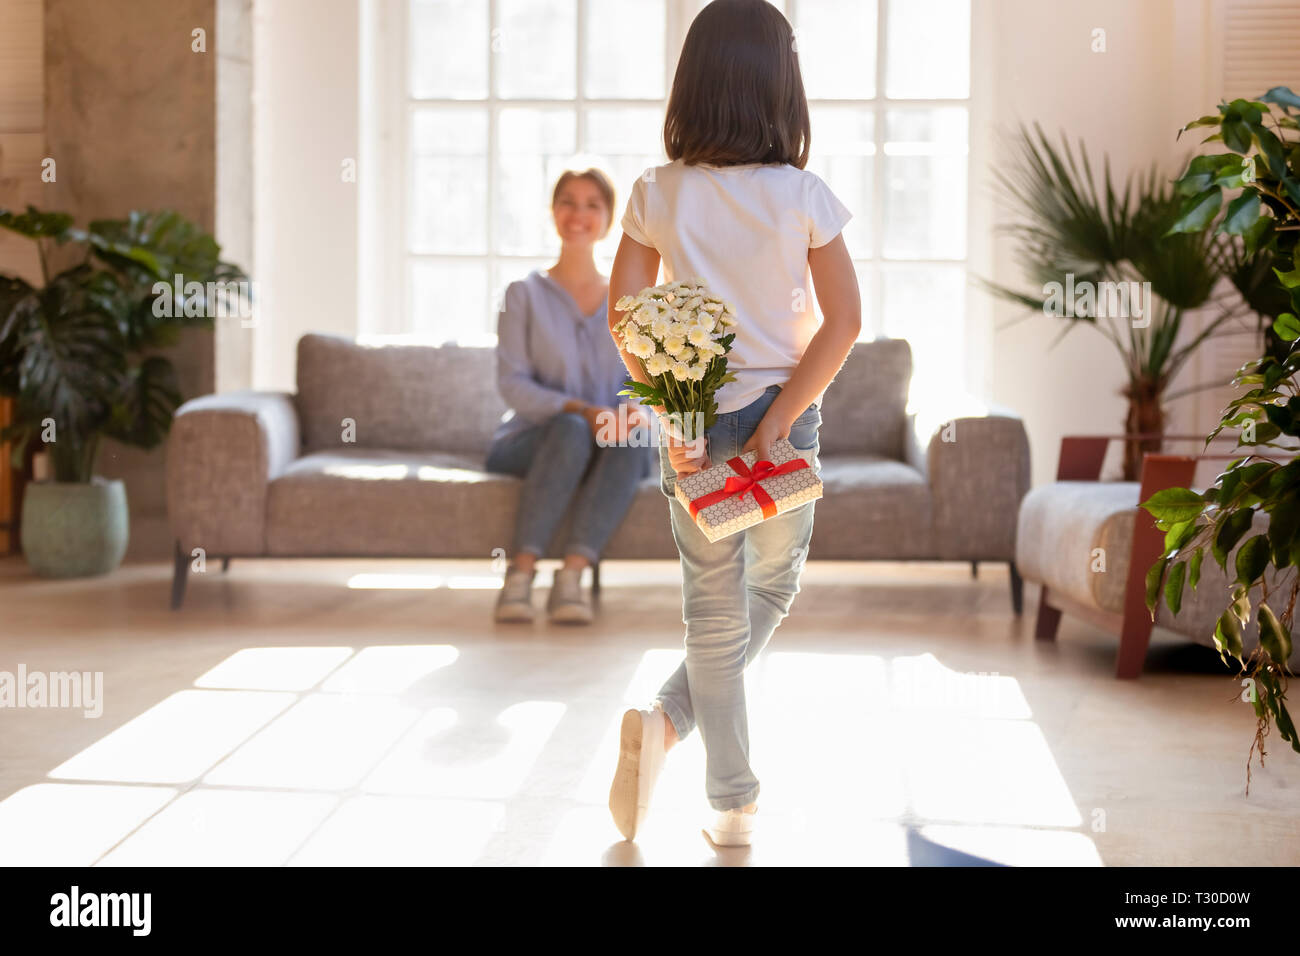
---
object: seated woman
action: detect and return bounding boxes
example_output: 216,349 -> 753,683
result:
486,166 -> 654,625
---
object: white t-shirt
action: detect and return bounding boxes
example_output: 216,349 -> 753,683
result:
620,158 -> 852,415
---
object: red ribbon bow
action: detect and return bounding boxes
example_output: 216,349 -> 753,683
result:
688,455 -> 809,520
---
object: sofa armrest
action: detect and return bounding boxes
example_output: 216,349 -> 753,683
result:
911,407 -> 1031,561
165,391 -> 301,556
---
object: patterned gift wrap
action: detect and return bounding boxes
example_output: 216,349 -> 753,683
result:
673,437 -> 824,542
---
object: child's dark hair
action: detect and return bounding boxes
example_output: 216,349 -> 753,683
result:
663,0 -> 810,169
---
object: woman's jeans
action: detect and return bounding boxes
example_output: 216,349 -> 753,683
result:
484,413 -> 652,565
653,384 -> 822,811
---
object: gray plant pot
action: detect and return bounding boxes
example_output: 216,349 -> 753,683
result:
21,477 -> 129,578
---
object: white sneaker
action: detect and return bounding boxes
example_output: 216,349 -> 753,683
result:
495,567 -> 536,622
547,567 -> 593,624
608,703 -> 668,841
706,805 -> 757,847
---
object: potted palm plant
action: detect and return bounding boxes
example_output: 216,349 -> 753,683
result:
0,207 -> 248,577
979,123 -> 1256,479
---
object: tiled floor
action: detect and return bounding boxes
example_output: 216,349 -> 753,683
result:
1,556 -> 1296,866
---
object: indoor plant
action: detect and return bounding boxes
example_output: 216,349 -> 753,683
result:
0,206 -> 248,576
1142,87 -> 1300,786
980,123 -> 1255,479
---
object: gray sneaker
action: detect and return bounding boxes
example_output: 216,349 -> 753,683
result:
495,567 -> 537,622
547,567 -> 593,624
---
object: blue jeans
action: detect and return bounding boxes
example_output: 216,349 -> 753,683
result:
484,413 -> 653,564
653,384 -> 822,811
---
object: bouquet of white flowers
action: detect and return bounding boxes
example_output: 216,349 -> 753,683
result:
612,278 -> 738,442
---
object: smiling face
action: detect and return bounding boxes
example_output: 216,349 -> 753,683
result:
552,176 -> 612,247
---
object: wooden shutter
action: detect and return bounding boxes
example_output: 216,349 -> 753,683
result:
1222,0 -> 1300,100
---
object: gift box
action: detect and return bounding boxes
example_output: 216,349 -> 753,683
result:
673,437 -> 824,542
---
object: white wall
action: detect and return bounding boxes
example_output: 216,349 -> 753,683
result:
251,0 -> 361,392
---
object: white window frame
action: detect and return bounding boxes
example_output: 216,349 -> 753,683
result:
361,0 -> 988,392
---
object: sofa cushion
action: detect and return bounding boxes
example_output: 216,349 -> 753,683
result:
818,338 -> 911,458
295,334 -> 508,455
802,455 -> 933,558
1016,481 -> 1139,614
265,447 -> 676,559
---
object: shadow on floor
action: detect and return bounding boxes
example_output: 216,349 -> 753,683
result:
905,828 -> 1009,867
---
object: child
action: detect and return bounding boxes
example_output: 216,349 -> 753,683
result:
605,0 -> 861,846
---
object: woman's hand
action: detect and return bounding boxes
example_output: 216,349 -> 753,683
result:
581,403 -> 655,445
580,404 -> 616,439
625,404 -> 653,434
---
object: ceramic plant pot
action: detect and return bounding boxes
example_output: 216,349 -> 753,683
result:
21,477 -> 129,578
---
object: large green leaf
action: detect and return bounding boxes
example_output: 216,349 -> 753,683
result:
1213,507 -> 1255,569
103,355 -> 182,450
1261,86 -> 1300,110
1214,607 -> 1244,664
1164,560 -> 1187,615
1142,487 -> 1205,525
0,206 -> 75,241
1234,533 -> 1271,585
1275,313 -> 1300,341
13,266 -> 126,442
1165,187 -> 1222,235
1258,603 -> 1293,663
1219,190 -> 1261,236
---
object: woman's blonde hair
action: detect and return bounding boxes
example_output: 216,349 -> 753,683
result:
551,167 -> 617,239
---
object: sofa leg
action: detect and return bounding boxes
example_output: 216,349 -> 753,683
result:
1009,562 -> 1023,615
591,561 -> 601,598
970,561 -> 978,579
221,557 -> 231,573
171,541 -> 189,611
1035,585 -> 1061,641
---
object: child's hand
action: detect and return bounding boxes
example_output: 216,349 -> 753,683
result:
740,415 -> 786,463
667,434 -> 710,477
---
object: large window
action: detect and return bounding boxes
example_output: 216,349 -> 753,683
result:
374,0 -> 971,391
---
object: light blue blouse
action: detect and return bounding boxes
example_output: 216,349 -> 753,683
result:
490,268 -> 635,446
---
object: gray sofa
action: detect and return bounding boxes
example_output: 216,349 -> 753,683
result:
164,333 -> 1031,608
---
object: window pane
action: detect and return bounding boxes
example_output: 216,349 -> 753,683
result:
813,260 -> 871,341
497,108 -> 576,256
808,107 -> 873,257
497,0 -> 575,99
883,107 -> 967,260
411,260 -> 490,342
796,0 -> 876,100
585,106 -> 664,257
586,0 -> 665,99
885,0 -> 969,98
491,257 -> 553,328
411,109 -> 488,254
881,264 -> 965,397
410,0 -> 487,98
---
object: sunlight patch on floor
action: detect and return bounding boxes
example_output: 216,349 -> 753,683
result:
47,690 -> 298,784
97,789 -> 339,866
287,795 -> 505,866
0,784 -> 177,866
0,643 -> 1102,864
347,573 -> 504,589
